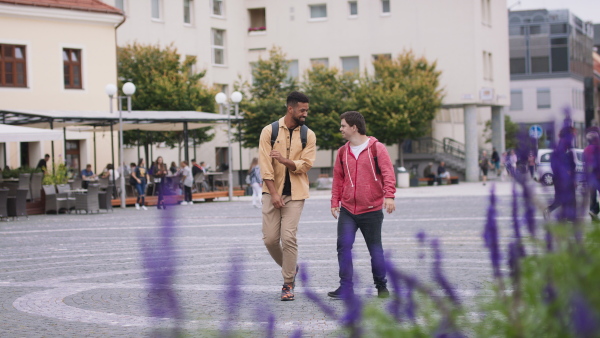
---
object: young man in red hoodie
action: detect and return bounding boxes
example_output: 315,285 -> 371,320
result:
329,111 -> 396,299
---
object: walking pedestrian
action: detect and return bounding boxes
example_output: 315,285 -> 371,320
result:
259,91 -> 316,301
480,150 -> 490,186
329,111 -> 395,299
544,127 -> 576,221
248,157 -> 262,208
584,127 -> 600,222
527,151 -> 536,179
152,156 -> 168,209
180,161 -> 193,205
132,158 -> 149,210
491,147 -> 500,175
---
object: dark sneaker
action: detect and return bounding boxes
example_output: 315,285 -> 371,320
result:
291,265 -> 299,289
281,283 -> 294,301
590,211 -> 600,223
377,285 -> 390,299
327,287 -> 354,299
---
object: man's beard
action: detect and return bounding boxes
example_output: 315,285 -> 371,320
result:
293,116 -> 305,126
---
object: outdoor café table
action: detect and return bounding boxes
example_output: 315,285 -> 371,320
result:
205,172 -> 223,191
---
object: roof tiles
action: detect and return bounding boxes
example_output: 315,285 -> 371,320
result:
0,0 -> 122,15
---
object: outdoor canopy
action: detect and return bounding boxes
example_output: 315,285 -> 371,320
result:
0,124 -> 63,143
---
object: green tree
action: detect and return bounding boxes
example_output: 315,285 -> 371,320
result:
237,47 -> 297,148
301,65 -> 357,168
483,114 -> 519,150
117,43 -> 217,161
355,51 -> 444,166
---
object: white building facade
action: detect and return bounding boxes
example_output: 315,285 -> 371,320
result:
105,0 -> 510,182
0,0 -> 123,173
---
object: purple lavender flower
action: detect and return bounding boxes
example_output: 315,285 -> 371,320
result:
384,256 -> 403,322
431,238 -> 460,305
139,206 -> 182,330
521,180 -> 537,238
221,253 -> 244,336
570,293 -> 599,337
298,263 -> 338,319
289,328 -> 303,338
542,283 -> 557,304
339,278 -> 363,338
511,185 -> 526,257
483,185 -> 502,279
434,318 -> 468,338
255,307 -> 276,338
416,230 -> 426,245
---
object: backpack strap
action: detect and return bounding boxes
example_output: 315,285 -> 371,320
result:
270,121 -> 279,148
271,121 -> 309,150
300,124 -> 308,149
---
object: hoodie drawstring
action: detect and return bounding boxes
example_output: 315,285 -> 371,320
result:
367,146 -> 378,182
345,146 -> 354,188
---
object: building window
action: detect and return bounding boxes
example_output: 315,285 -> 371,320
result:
309,4 -> 327,19
551,38 -> 569,72
0,44 -> 27,87
537,88 -> 551,109
184,0 -> 193,24
510,58 -> 526,74
248,8 -> 266,32
348,1 -> 358,16
381,0 -> 390,14
211,0 -> 224,17
287,60 -> 299,79
510,90 -> 523,111
115,0 -> 125,12
311,58 -> 329,68
481,0 -> 491,25
63,48 -> 82,89
341,56 -> 359,73
151,0 -> 161,20
372,54 -> 391,61
211,29 -> 226,65
531,56 -> 549,73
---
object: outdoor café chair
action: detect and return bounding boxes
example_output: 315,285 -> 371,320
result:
74,184 -> 99,214
43,185 -> 70,214
7,188 -> 28,220
0,188 -> 8,220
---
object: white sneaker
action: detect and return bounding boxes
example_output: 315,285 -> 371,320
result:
135,203 -> 140,210
188,201 -> 194,205
180,201 -> 188,205
142,205 -> 148,210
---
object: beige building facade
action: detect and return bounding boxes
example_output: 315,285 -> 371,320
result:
0,1 -> 123,173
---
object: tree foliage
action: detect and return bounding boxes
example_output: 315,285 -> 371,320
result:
116,43 -> 217,158
484,114 -> 519,150
355,51 -> 443,146
300,65 -> 357,151
237,47 -> 297,148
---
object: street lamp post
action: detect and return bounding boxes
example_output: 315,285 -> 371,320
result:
106,82 -> 136,209
230,91 -> 243,191
215,92 -> 233,201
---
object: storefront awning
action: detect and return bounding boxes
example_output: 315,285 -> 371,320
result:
0,124 -> 63,142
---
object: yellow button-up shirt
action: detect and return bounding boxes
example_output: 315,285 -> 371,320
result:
258,116 -> 317,200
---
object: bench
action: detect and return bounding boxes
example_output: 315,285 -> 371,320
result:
111,190 -> 245,206
418,177 -> 459,185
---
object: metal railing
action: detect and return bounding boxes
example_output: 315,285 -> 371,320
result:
404,137 -> 465,160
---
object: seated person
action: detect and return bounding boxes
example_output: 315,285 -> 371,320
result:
81,164 -> 97,189
437,161 -> 451,183
423,162 -> 436,186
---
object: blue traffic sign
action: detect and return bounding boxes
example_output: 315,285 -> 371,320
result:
529,125 -> 543,139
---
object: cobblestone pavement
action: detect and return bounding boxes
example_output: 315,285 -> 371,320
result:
0,182 -> 543,337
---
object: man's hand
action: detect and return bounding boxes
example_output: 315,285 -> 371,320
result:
270,150 -> 285,164
331,207 -> 340,219
271,193 -> 285,209
384,198 -> 396,214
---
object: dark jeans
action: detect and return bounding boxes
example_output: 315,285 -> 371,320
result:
155,182 -> 164,206
591,188 -> 600,215
184,186 -> 192,202
337,207 -> 387,289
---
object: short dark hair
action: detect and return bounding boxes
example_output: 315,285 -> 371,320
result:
191,159 -> 196,163
130,162 -> 136,167
340,111 -> 367,135
286,91 -> 309,107
44,154 -> 50,158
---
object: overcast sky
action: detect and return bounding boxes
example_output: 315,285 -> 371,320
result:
508,0 -> 600,24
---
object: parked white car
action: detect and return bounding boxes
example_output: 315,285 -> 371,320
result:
536,148 -> 584,186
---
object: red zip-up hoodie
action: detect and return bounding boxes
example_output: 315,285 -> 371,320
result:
331,136 -> 396,215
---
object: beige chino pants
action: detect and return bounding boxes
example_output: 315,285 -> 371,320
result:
262,194 -> 305,283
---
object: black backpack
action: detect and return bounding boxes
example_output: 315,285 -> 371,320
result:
270,121 -> 308,149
